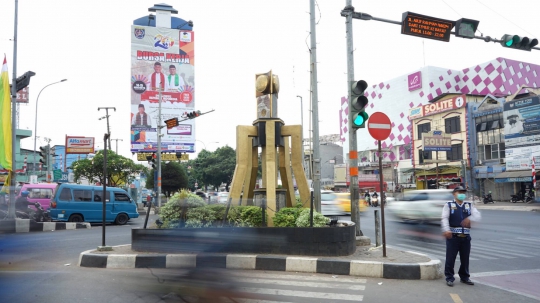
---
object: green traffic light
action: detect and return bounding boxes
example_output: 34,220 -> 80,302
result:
353,112 -> 369,127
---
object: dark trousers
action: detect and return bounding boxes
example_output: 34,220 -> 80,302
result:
444,235 -> 471,282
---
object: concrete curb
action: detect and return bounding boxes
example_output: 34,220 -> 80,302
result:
0,219 -> 91,233
78,245 -> 443,280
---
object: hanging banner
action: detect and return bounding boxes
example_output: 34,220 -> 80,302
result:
130,25 -> 195,153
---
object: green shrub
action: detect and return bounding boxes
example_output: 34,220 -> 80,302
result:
205,204 -> 227,221
159,190 -> 205,228
273,206 -> 303,227
185,206 -> 216,228
239,206 -> 264,227
295,209 -> 329,227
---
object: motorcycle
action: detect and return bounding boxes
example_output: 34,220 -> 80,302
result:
510,194 -> 525,203
482,192 -> 494,204
371,196 -> 379,207
16,202 -> 50,222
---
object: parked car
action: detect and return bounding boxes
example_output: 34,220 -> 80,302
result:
218,192 -> 229,204
321,190 -> 348,216
48,184 -> 139,225
387,189 -> 454,224
194,191 -> 207,199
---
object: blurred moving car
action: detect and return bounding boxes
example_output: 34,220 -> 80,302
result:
335,192 -> 367,214
387,189 -> 454,224
218,192 -> 229,204
321,190 -> 348,216
194,191 -> 207,200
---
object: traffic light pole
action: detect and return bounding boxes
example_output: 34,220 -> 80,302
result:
310,0 -> 322,212
343,2 -> 363,237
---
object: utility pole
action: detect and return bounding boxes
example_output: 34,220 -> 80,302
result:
342,1 -> 363,237
43,137 -> 52,182
310,0 -> 322,212
111,139 -> 123,154
8,0 -> 20,218
98,107 -> 115,150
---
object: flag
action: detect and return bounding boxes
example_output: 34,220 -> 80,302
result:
0,173 -> 10,194
0,55 -> 12,171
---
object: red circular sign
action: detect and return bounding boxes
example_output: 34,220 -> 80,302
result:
180,91 -> 193,104
367,112 -> 392,141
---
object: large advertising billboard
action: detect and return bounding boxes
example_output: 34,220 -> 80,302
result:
503,96 -> 540,171
408,94 -> 466,119
130,25 -> 195,153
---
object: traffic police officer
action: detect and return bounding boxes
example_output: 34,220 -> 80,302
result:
442,186 -> 481,287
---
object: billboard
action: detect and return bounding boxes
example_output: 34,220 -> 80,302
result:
65,136 -> 95,154
130,25 -> 195,153
408,94 -> 466,119
503,96 -> 540,148
422,130 -> 452,151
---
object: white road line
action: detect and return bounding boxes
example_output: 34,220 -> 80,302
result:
232,300 -> 291,303
237,287 -> 363,301
234,278 -> 365,290
395,243 -> 480,260
472,242 -> 536,257
230,272 -> 366,283
390,244 -> 448,260
517,237 -> 540,243
399,239 -> 500,260
488,238 -> 540,249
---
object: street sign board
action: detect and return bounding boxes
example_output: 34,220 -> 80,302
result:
423,131 -> 452,151
368,112 -> 392,141
137,152 -> 189,161
401,12 -> 454,42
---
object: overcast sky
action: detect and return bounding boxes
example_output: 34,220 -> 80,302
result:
1,0 -> 538,163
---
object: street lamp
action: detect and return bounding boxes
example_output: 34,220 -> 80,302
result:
33,79 -> 67,175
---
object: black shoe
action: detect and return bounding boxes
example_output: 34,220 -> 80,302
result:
460,279 -> 474,285
446,281 -> 454,287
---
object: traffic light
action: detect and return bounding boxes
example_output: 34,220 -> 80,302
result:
38,146 -> 48,169
185,110 -> 201,119
350,80 -> 369,128
15,71 -> 36,92
501,34 -> 538,51
150,153 -> 156,169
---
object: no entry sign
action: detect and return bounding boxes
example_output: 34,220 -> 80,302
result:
368,112 -> 392,141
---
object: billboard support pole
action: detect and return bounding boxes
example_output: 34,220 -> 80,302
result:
157,88 -> 162,208
436,151 -> 439,189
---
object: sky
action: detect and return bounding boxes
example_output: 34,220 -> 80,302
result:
1,0 -> 538,164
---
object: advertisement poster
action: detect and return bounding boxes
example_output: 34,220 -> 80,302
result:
130,25 -> 195,153
504,145 -> 540,171
65,136 -> 95,154
408,94 -> 466,119
503,96 -> 540,149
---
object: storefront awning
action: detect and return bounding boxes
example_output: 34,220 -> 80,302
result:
494,170 -> 534,183
416,173 -> 459,181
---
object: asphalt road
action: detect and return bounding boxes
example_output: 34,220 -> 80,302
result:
0,210 -> 539,302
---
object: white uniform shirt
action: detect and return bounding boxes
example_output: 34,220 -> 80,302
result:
441,200 -> 481,233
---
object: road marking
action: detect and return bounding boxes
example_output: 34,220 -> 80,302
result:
449,293 -> 463,303
518,237 -> 540,243
394,243 -> 480,260
234,277 -> 365,290
488,238 -> 540,249
472,268 -> 540,277
237,287 -> 363,301
401,239 -> 502,260
472,242 -> 528,257
230,272 -> 366,283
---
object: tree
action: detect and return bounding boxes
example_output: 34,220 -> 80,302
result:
196,146 -> 236,191
145,161 -> 188,197
70,150 -> 147,186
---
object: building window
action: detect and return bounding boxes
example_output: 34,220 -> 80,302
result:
445,116 -> 461,134
481,143 -> 505,160
417,123 -> 431,139
418,149 -> 432,164
446,144 -> 463,161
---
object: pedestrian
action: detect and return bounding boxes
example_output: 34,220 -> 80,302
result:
442,186 -> 481,287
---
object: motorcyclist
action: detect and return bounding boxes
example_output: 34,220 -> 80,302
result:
15,191 -> 35,219
364,191 -> 371,206
372,191 -> 379,207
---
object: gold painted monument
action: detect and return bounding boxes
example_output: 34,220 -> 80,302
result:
229,71 -> 310,226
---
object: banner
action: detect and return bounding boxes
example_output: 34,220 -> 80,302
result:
130,25 -> 196,153
408,94 -> 466,119
65,136 -> 95,154
422,130 -> 452,151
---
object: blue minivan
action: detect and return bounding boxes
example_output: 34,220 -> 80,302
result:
49,184 -> 139,225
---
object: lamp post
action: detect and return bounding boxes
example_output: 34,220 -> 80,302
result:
196,140 -> 219,151
32,79 -> 67,175
296,95 -> 305,169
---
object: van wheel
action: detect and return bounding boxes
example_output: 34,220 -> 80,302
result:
69,214 -> 83,222
115,213 -> 129,225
